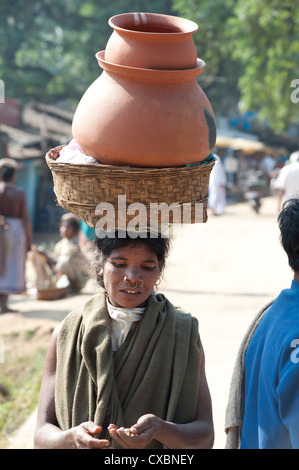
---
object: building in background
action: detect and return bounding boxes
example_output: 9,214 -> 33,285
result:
0,100 -> 73,232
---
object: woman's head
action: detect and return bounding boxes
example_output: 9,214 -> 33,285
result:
95,230 -> 170,308
278,198 -> 299,272
0,159 -> 18,183
59,213 -> 80,239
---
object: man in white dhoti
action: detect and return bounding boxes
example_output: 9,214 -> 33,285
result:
0,159 -> 32,313
275,151 -> 299,212
208,154 -> 227,215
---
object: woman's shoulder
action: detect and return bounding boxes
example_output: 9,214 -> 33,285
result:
10,186 -> 25,197
155,292 -> 198,325
0,183 -> 24,196
61,292 -> 106,324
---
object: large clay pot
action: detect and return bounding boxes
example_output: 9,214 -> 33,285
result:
105,12 -> 198,70
72,51 -> 216,167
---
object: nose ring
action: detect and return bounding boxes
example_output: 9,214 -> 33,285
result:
124,276 -> 144,289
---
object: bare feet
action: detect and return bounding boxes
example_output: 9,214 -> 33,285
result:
0,306 -> 18,314
0,294 -> 18,314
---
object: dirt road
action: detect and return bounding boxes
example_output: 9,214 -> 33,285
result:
2,195 -> 292,449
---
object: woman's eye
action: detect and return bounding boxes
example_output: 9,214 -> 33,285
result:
112,262 -> 126,268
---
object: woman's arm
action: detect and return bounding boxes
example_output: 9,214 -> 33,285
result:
34,325 -> 110,449
108,348 -> 214,449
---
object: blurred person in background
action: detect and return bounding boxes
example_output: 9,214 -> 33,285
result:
53,213 -> 89,292
259,154 -> 276,187
208,154 -> 227,216
275,151 -> 299,212
0,159 -> 32,313
226,199 -> 299,448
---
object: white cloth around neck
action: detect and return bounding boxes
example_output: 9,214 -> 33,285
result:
106,299 -> 145,351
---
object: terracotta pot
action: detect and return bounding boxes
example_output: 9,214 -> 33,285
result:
105,12 -> 198,70
72,51 -> 216,167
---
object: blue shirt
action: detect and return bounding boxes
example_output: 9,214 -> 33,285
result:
241,280 -> 299,449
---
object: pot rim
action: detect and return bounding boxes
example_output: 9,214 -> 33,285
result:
108,12 -> 198,37
95,51 -> 205,81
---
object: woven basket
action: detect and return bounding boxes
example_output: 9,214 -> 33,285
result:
46,147 -> 214,228
37,286 -> 68,301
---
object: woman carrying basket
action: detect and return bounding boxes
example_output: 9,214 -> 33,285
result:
34,229 -> 213,449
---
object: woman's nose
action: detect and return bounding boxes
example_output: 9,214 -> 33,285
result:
124,272 -> 144,289
124,268 -> 141,282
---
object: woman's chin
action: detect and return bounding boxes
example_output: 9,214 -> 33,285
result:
112,291 -> 148,308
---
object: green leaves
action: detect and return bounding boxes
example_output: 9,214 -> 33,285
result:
174,0 -> 299,131
0,0 -> 174,106
0,0 -> 297,131
229,0 -> 299,130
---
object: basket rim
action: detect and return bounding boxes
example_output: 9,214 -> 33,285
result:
46,146 -> 215,226
37,286 -> 67,292
45,151 -> 215,175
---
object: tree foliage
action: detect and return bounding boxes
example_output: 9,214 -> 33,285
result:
0,0 -> 298,131
0,0 -> 173,104
173,0 -> 238,116
174,0 -> 299,131
227,0 -> 299,131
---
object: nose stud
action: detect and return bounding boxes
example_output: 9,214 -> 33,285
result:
124,276 -> 144,289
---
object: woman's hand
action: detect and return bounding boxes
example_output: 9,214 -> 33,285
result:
70,421 -> 111,449
108,414 -> 162,449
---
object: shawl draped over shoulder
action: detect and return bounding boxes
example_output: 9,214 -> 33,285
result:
225,301 -> 273,449
55,292 -> 201,449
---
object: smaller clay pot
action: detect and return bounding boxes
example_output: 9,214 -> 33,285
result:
72,51 -> 216,168
105,12 -> 198,70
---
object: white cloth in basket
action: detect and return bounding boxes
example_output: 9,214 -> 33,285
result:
57,139 -> 99,165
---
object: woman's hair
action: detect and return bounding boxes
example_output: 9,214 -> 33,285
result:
0,165 -> 15,182
60,213 -> 80,236
62,217 -> 80,234
278,198 -> 299,272
94,230 -> 171,288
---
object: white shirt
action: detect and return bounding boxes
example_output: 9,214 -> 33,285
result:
275,162 -> 299,201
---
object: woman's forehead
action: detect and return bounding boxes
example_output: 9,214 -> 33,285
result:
109,243 -> 158,260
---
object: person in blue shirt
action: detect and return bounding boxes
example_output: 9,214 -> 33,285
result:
225,198 -> 299,449
241,198 -> 299,448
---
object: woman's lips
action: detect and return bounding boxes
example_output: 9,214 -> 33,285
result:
120,289 -> 140,295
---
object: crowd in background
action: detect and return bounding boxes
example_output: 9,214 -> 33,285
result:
208,147 -> 299,217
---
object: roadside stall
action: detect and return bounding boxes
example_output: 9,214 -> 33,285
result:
215,135 -> 285,200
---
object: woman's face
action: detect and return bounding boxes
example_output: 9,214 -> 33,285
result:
59,222 -> 75,239
100,243 -> 161,308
